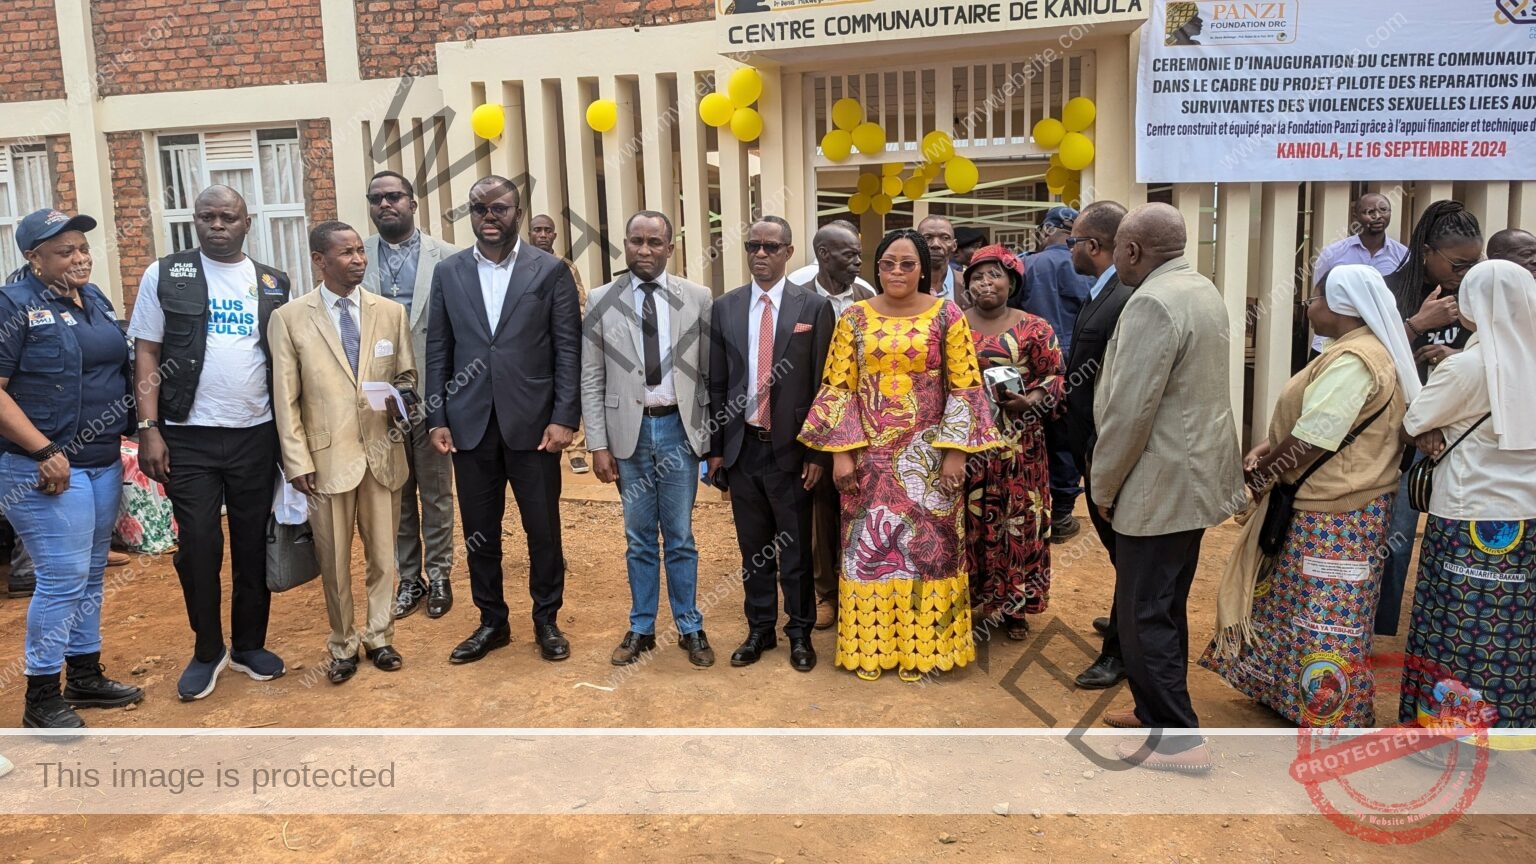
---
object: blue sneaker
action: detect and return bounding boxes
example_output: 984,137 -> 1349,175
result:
178,648 -> 229,701
230,648 -> 286,681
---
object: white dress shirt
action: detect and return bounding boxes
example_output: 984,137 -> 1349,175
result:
788,262 -> 873,297
633,277 -> 677,407
318,283 -> 362,337
474,241 -> 518,334
746,277 -> 786,426
1403,335 -> 1536,520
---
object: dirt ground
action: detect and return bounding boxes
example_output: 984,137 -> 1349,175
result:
1,472 -> 1531,862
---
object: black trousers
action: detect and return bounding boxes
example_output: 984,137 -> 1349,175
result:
160,422 -> 278,662
452,412 -> 565,629
1114,528 -> 1204,752
727,434 -> 815,640
1078,463 -> 1121,661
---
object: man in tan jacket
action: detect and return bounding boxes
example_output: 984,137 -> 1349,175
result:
271,221 -> 416,685
1090,203 -> 1243,772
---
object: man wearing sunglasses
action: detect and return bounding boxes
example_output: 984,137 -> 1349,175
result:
361,171 -> 460,622
425,175 -> 582,667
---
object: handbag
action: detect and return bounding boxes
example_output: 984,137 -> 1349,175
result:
1257,399 -> 1391,558
266,514 -> 321,593
1405,413 -> 1490,512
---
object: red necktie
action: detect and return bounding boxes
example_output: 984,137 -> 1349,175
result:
755,293 -> 774,428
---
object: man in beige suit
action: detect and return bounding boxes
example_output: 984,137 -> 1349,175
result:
271,221 -> 417,685
1090,203 -> 1243,773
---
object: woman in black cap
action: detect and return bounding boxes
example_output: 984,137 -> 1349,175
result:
0,208 -> 142,729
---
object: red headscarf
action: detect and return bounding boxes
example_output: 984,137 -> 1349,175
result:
963,243 -> 1026,296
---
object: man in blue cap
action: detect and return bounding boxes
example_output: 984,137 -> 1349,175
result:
1012,205 -> 1095,542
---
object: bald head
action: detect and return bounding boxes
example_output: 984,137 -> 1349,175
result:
1112,203 -> 1187,287
1488,228 -> 1536,278
193,184 -> 252,262
813,221 -> 863,292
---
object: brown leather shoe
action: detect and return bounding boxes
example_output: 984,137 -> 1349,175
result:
1114,741 -> 1213,774
1103,708 -> 1143,729
679,631 -> 715,668
814,596 -> 835,630
610,631 -> 656,666
106,550 -> 130,568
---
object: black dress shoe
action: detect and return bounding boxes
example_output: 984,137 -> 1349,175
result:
393,579 -> 428,619
366,645 -> 403,671
535,623 -> 570,662
327,653 -> 359,684
450,625 -> 511,664
789,637 -> 817,672
426,579 -> 453,619
730,630 -> 778,667
679,631 -> 715,668
1050,514 -> 1082,544
1092,617 -> 1111,638
611,631 -> 657,666
1075,654 -> 1126,689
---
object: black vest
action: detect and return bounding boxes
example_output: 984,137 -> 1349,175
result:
155,249 -> 290,423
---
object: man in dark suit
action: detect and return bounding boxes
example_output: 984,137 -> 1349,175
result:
706,216 -> 834,672
1061,201 -> 1131,690
425,176 -> 581,664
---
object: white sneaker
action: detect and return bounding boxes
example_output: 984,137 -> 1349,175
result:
0,754 -> 13,779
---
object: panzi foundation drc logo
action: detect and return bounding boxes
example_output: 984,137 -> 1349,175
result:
1494,1 -> 1536,24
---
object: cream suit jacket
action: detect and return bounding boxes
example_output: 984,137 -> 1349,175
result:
271,286 -> 417,495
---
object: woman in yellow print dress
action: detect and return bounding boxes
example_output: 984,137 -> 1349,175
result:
799,228 -> 1001,681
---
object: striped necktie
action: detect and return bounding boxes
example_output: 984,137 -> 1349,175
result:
337,297 -> 360,377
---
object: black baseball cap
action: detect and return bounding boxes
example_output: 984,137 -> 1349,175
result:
15,208 -> 98,254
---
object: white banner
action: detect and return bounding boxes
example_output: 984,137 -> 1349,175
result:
1136,1 -> 1536,182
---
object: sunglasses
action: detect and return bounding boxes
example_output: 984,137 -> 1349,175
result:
469,202 -> 516,218
1432,247 -> 1482,275
1064,236 -> 1099,250
877,258 -> 921,274
366,191 -> 411,206
745,241 -> 786,255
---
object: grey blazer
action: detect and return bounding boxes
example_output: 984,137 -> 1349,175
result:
361,232 -> 458,372
1090,257 -> 1244,537
580,272 -> 713,460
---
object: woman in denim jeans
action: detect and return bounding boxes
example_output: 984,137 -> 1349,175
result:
0,208 -> 141,728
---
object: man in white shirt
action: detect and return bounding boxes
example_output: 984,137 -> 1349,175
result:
129,185 -> 292,702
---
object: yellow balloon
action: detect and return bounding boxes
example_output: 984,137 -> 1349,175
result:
871,194 -> 893,216
1062,182 -> 1083,208
902,175 -> 927,201
882,162 -> 903,176
821,129 -> 853,162
831,98 -> 864,132
585,99 -> 618,133
729,107 -> 763,142
1045,166 -> 1072,190
851,122 -> 886,156
856,172 -> 880,196
1047,184 -> 1066,196
1049,153 -> 1064,169
920,131 -> 956,164
1059,132 -> 1095,170
1062,97 -> 1097,133
1032,117 -> 1066,150
881,175 -> 902,197
470,104 -> 505,140
848,192 -> 871,215
944,156 -> 979,194
727,67 -> 764,108
699,92 -> 734,128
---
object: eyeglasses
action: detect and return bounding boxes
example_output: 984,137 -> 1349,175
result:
1064,236 -> 1099,250
1432,247 -> 1483,275
366,191 -> 411,206
876,258 -> 921,274
1299,294 -> 1326,310
469,202 -> 515,218
744,241 -> 786,255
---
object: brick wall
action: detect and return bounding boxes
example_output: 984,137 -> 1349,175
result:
2,1 -> 66,103
105,132 -> 155,308
300,119 -> 337,225
93,0 -> 327,96
48,136 -> 76,214
359,0 -> 716,80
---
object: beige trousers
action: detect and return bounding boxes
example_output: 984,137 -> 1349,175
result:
309,470 -> 402,660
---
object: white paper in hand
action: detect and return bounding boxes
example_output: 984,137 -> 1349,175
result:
272,467 -> 309,525
361,381 -> 408,416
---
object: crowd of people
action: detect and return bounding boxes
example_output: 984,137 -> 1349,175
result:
1,178 -> 1531,776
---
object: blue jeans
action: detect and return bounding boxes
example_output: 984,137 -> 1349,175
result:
1375,454 -> 1421,636
0,454 -> 123,675
615,413 -> 702,636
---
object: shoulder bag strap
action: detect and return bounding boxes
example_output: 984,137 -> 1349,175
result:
1293,396 -> 1393,488
1430,413 -> 1492,464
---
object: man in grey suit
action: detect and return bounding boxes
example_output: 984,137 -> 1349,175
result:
362,170 -> 458,621
581,211 -> 715,668
426,176 -> 581,665
1090,203 -> 1243,773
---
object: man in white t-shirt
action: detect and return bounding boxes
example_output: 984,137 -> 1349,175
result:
128,185 -> 292,703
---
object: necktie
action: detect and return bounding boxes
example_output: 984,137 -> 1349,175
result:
639,281 -> 662,387
755,293 -> 774,428
337,297 -> 360,377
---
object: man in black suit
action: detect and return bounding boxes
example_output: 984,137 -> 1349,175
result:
1061,200 -> 1132,690
426,176 -> 581,664
705,216 -> 834,672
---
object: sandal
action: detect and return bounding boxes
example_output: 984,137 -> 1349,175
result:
856,668 -> 882,681
1006,617 -> 1030,641
898,668 -> 924,683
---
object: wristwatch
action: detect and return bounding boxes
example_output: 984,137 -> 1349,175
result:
137,419 -> 159,430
